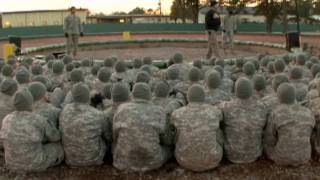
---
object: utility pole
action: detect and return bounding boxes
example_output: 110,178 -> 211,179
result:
158,0 -> 162,15
295,0 -> 301,34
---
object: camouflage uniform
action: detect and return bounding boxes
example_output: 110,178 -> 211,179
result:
152,97 -> 181,115
113,98 -> 170,171
305,96 -> 320,156
265,103 -> 315,165
205,88 -> 231,105
60,103 -> 109,166
0,93 -> 15,128
171,102 -> 223,171
170,63 -> 192,81
34,100 -> 61,128
0,111 -> 63,171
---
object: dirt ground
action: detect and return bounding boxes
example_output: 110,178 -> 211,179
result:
2,156 -> 320,180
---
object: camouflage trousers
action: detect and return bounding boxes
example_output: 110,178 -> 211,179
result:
206,30 -> 220,59
66,34 -> 79,57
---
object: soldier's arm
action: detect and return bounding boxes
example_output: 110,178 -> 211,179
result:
43,118 -> 61,142
263,112 -> 277,151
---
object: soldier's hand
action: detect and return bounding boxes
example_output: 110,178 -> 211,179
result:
80,32 -> 84,37
65,33 -> 69,38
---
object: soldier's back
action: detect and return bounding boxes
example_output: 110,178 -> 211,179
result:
113,99 -> 167,171
60,103 -> 106,166
222,98 -> 267,163
172,103 -> 223,171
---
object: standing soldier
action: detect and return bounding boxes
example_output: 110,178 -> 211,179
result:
205,0 -> 221,59
64,6 -> 84,58
222,10 -> 237,54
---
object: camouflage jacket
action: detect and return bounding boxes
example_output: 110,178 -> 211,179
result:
151,97 -> 182,115
171,103 -> 223,171
112,99 -> 169,172
205,88 -> 231,106
264,103 -> 315,165
222,98 -> 267,163
0,111 -> 61,171
59,103 -> 109,166
34,100 -> 61,128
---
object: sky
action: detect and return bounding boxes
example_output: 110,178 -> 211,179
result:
0,0 -> 173,14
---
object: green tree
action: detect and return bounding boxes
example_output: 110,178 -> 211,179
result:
256,0 -> 282,33
129,7 -> 146,15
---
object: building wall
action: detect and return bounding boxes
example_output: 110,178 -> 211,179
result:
2,10 -> 87,28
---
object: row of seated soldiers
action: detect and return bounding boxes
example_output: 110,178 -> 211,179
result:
0,52 -> 319,172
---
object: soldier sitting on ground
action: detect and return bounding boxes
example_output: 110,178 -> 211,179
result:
172,84 -> 223,172
0,90 -> 63,172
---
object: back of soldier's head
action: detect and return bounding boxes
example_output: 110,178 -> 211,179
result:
115,60 -> 127,73
311,64 -> 320,78
154,81 -> 170,98
52,61 -> 64,74
45,54 -> 55,62
143,57 -> 153,65
2,64 -> 13,77
81,59 -> 91,67
140,65 -> 152,76
133,58 -> 143,69
173,53 -> 183,64
272,74 -> 289,92
28,82 -> 46,102
206,70 -> 221,89
16,67 -> 30,84
112,83 -> 130,103
214,65 -> 224,78
32,75 -> 51,91
104,58 -> 114,67
132,83 -> 151,101
98,67 -> 111,83
235,78 -> 253,100
14,89 -> 33,111
188,67 -> 201,82
215,58 -> 225,68
273,59 -> 285,73
0,79 -> 18,96
296,53 -> 307,65
135,71 -> 150,84
236,58 -> 244,68
253,75 -> 266,91
70,69 -> 84,83
251,59 -> 260,71
167,66 -> 179,80
289,67 -> 303,80
187,84 -> 205,103
193,60 -> 202,69
90,64 -> 100,76
66,63 -> 74,72
72,83 -> 90,104
31,64 -> 43,76
277,83 -> 295,104
242,62 -> 255,76
62,55 -> 73,65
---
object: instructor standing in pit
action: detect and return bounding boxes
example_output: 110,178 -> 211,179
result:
205,0 -> 221,59
64,6 -> 84,58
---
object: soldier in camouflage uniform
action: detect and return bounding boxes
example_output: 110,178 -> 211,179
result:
205,70 -> 231,105
15,67 -> 31,90
241,62 -> 256,80
152,81 -> 182,115
111,60 -> 132,88
128,58 -> 143,80
2,65 -> 14,81
289,67 -> 308,102
166,66 -> 181,93
103,57 -> 115,74
295,53 -> 312,81
0,90 -> 63,171
113,83 -> 171,172
213,65 -> 234,95
50,61 -> 65,90
60,83 -> 109,166
31,64 -> 44,78
170,53 -> 192,81
261,74 -> 289,116
85,64 -> 101,89
64,6 -> 83,57
253,74 -> 270,99
171,84 -> 223,172
264,83 -> 315,166
143,57 -> 159,76
81,59 -> 91,77
222,77 -> 267,163
28,82 -> 61,128
0,79 -> 18,130
92,67 -> 112,97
